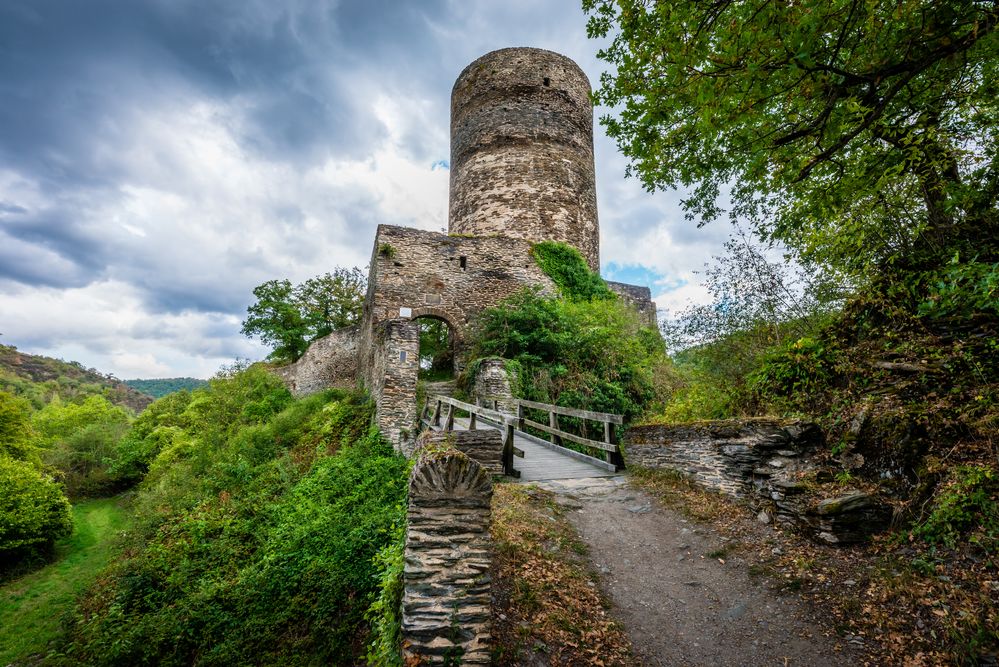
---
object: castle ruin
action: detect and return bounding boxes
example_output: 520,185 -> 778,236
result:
278,47 -> 656,451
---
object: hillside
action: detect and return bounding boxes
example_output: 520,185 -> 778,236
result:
124,377 -> 208,398
0,344 -> 152,413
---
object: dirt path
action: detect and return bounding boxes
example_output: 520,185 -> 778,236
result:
535,476 -> 860,667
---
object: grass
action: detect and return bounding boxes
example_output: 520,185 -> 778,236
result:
0,496 -> 130,664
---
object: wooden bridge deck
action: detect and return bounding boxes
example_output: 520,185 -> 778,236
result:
449,416 -> 619,482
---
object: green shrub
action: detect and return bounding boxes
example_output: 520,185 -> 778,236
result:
916,255 -> 999,319
531,241 -> 615,301
0,456 -> 73,556
63,375 -> 408,666
912,465 -> 998,550
0,390 -> 39,463
749,336 -> 835,410
466,287 -> 666,421
365,526 -> 405,667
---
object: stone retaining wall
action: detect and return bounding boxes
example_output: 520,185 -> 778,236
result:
624,421 -> 891,544
272,325 -> 359,396
402,449 -> 493,665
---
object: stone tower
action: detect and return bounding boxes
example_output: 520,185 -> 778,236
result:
449,47 -> 600,271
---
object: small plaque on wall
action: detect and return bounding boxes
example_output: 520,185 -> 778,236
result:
399,307 -> 412,318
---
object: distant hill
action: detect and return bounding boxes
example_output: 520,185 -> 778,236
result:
0,344 -> 153,413
124,377 -> 208,398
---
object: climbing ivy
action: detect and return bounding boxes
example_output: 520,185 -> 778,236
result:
531,242 -> 615,302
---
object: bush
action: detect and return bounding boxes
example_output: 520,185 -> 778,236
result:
0,456 -> 73,556
63,373 -> 409,666
912,465 -> 998,550
0,390 -> 39,463
466,287 -> 667,421
749,336 -> 836,412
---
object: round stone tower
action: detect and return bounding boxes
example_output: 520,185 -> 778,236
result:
449,47 -> 599,270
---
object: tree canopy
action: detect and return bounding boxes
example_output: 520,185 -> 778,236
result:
585,0 -> 999,278
241,268 -> 366,362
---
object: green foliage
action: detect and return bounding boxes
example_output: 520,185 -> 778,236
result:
531,241 -> 615,301
123,377 -> 207,398
418,318 -> 454,380
378,243 -> 397,259
62,370 -> 409,665
750,337 -> 837,411
0,457 -> 73,557
0,391 -> 38,463
32,395 -> 133,498
585,0 -> 999,280
467,287 -> 666,421
912,465 -> 999,550
241,268 -> 366,362
109,389 -> 193,484
917,255 -> 999,319
365,526 -> 405,667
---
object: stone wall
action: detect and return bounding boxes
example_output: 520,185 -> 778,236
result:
403,449 -> 492,665
272,325 -> 359,396
606,281 -> 658,328
625,421 -> 891,544
449,47 -> 599,271
472,358 -> 517,414
419,429 -> 504,476
363,319 -> 420,454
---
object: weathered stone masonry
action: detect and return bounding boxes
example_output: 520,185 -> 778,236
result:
402,449 -> 493,665
625,421 -> 892,544
450,48 -> 600,271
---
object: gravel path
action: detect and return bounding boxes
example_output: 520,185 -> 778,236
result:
535,476 -> 859,667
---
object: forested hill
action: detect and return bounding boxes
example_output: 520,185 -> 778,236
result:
124,377 -> 208,398
0,344 -> 152,413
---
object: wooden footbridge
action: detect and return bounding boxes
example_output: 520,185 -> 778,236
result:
420,395 -> 623,482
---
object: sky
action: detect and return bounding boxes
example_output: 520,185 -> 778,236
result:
0,0 -> 732,379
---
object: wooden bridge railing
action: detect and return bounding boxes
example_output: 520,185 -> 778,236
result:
420,395 -> 522,477
459,395 -> 626,470
512,398 -> 624,468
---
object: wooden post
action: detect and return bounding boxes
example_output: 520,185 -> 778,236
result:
432,399 -> 442,427
503,422 -> 519,478
604,420 -> 621,468
581,419 -> 589,441
469,411 -> 477,430
549,411 -> 562,447
517,403 -> 525,431
444,404 -> 455,431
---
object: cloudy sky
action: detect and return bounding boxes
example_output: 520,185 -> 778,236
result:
0,0 -> 730,379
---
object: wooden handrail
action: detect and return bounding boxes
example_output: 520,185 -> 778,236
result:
514,398 -> 624,424
519,417 -> 618,452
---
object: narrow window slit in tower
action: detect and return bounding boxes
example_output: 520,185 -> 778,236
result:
459,256 -> 467,270
543,77 -> 550,87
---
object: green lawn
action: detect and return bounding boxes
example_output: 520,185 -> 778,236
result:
0,497 -> 129,664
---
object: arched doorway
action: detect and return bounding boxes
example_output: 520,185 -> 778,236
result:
416,317 -> 456,381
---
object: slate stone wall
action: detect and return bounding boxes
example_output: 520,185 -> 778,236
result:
624,421 -> 892,544
402,450 -> 493,665
272,325 -> 359,396
449,47 -> 599,271
419,429 -> 504,476
363,318 -> 420,454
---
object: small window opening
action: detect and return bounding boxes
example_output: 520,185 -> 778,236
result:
543,76 -> 550,87
459,256 -> 467,270
399,351 -> 407,363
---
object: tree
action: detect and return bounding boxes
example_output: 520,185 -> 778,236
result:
584,0 -> 999,279
241,268 -> 366,362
